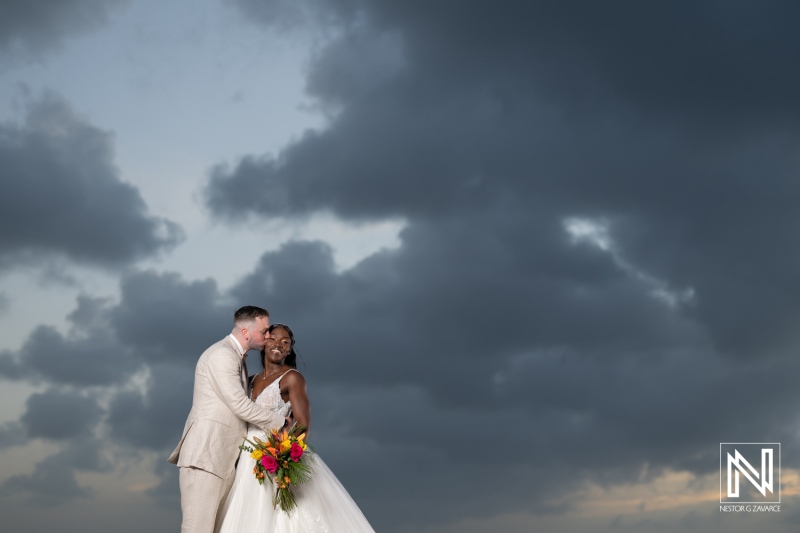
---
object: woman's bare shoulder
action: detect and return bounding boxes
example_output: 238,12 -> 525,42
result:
283,368 -> 306,386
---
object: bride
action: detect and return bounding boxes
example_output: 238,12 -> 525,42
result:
215,323 -> 375,532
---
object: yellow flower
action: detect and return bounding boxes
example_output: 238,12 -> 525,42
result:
250,450 -> 264,460
280,439 -> 291,453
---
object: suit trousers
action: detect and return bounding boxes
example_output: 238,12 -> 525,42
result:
179,466 -> 235,533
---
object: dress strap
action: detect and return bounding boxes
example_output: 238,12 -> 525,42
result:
276,368 -> 296,384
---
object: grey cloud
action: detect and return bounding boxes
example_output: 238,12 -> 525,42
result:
21,388 -> 103,440
229,240 -> 338,321
0,421 -> 26,449
1,268 -> 245,456
145,459 -> 180,507
0,0 -> 127,63
368,1 -> 800,124
0,232 -> 777,527
231,214 -> 701,385
106,363 -> 194,451
0,437 -> 110,505
305,26 -> 406,109
1,460 -> 92,504
108,270 -> 231,364
0,92 -> 183,270
203,93 -> 490,221
207,1 -> 800,528
227,0 -> 355,32
66,294 -> 113,330
210,0 -> 800,359
229,1 -> 800,124
0,349 -> 26,379
0,293 -> 140,386
217,234 -> 714,525
0,322 -> 139,387
0,272 -> 218,510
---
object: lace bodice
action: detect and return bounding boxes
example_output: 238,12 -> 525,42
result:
253,370 -> 293,420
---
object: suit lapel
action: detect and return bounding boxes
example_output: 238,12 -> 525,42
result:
241,357 -> 249,392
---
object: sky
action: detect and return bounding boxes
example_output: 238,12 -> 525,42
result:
1,1 -> 800,532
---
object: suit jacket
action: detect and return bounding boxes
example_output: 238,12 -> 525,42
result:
168,336 -> 278,478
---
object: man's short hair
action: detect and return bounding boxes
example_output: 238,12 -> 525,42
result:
234,306 -> 269,326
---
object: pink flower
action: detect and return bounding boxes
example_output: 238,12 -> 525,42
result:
261,455 -> 279,473
289,442 -> 304,462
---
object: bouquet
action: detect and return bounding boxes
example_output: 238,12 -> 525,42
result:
240,424 -> 314,512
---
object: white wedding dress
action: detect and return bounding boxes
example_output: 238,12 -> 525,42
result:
216,370 -> 375,533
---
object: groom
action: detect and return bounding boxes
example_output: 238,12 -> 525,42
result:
169,306 -> 282,533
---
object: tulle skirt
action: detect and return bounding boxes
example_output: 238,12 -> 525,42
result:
216,428 -> 375,533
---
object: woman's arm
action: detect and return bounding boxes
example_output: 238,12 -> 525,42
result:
283,371 -> 311,432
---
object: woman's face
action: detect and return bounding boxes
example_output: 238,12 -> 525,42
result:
265,327 -> 292,364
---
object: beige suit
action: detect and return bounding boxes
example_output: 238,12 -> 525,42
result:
169,335 -> 278,533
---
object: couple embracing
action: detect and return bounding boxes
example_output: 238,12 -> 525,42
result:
169,306 -> 374,532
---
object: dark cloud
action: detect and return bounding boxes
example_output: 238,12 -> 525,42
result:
0,92 -> 183,270
0,269 -> 234,452
227,0 -> 354,32
1,459 -> 93,504
145,458 -> 180,507
1,235 -> 791,527
0,271 -> 225,512
229,240 -> 339,321
221,235 -> 755,528
203,0 -> 800,528
0,421 -> 26,449
0,320 -> 139,387
305,25 -> 406,109
20,388 -> 103,440
0,0 -> 127,63
215,235 -> 702,526
108,270 -> 230,365
0,437 -> 110,505
106,363 -> 194,450
0,349 -> 26,379
0,276 -> 207,510
209,0 -> 800,358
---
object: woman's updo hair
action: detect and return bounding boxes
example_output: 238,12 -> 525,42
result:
261,323 -> 298,370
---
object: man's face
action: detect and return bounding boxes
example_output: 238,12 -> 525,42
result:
244,316 -> 271,351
